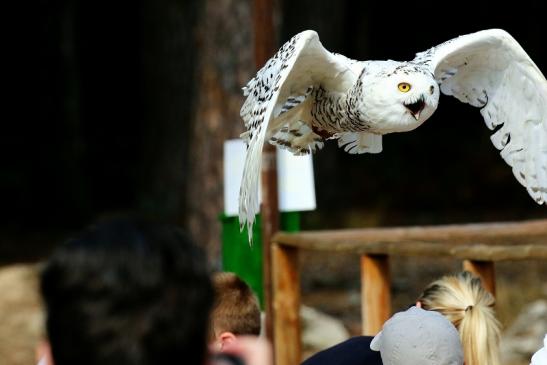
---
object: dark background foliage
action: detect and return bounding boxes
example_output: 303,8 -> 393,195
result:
4,0 -> 546,263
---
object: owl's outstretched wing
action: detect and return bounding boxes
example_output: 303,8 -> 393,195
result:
239,30 -> 357,241
414,29 -> 547,204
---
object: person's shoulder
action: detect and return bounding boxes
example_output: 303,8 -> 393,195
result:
301,336 -> 382,365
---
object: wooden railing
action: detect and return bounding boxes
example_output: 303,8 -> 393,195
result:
271,218 -> 547,365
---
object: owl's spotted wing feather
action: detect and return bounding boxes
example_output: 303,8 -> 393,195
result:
415,29 -> 547,204
239,30 -> 356,240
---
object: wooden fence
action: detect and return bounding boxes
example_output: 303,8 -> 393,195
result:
271,218 -> 547,365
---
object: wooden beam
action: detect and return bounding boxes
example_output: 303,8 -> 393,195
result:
272,244 -> 301,365
463,260 -> 496,296
271,219 -> 547,261
361,254 -> 391,335
273,219 -> 547,246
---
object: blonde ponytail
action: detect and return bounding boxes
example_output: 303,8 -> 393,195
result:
417,271 -> 501,365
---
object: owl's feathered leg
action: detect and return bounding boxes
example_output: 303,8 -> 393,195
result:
336,132 -> 383,154
268,98 -> 325,154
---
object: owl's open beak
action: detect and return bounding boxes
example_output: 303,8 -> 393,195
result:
404,96 -> 426,120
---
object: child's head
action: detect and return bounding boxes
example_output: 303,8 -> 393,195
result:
210,272 -> 261,349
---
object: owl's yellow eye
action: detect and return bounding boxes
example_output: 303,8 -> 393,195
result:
398,83 -> 412,93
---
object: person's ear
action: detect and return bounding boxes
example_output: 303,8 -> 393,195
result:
218,332 -> 237,351
416,301 -> 422,308
36,340 -> 54,365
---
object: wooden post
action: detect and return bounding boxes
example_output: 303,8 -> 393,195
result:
463,260 -> 496,296
361,254 -> 391,335
272,243 -> 301,365
253,0 -> 278,343
253,0 -> 275,66
260,145 -> 279,342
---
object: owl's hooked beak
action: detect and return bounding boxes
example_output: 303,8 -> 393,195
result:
404,96 -> 426,120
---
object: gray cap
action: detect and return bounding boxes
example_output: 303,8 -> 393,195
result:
370,306 -> 463,365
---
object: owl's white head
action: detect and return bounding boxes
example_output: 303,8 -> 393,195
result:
357,61 -> 440,134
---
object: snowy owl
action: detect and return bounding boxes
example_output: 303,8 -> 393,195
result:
239,29 -> 547,239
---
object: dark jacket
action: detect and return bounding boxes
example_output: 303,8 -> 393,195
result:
301,336 -> 383,365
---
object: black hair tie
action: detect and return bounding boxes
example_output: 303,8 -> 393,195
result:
465,305 -> 473,312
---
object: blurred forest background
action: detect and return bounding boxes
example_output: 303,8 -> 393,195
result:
1,0 -> 547,363
6,0 -> 547,263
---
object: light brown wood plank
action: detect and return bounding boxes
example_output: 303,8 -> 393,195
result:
361,254 -> 391,335
463,260 -> 496,296
272,244 -> 301,365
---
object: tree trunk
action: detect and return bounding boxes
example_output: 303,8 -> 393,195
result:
186,0 -> 254,264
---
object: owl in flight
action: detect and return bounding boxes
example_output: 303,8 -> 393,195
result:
239,29 -> 547,239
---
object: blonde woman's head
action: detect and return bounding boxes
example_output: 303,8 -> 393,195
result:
417,271 -> 501,365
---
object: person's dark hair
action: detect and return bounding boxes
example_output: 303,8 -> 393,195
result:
41,217 -> 213,365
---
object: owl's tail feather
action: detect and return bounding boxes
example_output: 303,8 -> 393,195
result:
239,97 -> 321,244
239,128 -> 268,245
